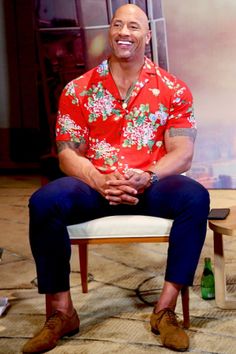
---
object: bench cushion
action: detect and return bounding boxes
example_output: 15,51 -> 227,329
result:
67,215 -> 173,239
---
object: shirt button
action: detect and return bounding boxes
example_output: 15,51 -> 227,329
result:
122,102 -> 128,109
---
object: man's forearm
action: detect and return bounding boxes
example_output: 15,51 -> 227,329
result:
58,147 -> 104,192
149,145 -> 193,179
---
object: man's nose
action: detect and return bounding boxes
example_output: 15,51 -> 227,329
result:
119,24 -> 130,36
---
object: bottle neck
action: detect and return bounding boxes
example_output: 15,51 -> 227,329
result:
204,258 -> 212,270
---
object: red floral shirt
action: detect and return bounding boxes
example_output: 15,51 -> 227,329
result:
56,57 -> 196,174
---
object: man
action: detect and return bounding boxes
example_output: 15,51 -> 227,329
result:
23,4 -> 209,353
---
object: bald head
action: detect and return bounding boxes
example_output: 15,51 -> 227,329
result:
112,4 -> 149,31
109,4 -> 151,63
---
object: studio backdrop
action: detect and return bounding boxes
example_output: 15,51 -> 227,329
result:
26,0 -> 236,188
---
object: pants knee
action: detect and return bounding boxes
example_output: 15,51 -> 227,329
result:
28,186 -> 54,222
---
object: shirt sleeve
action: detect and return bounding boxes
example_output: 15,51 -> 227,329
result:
55,80 -> 89,144
166,78 -> 196,131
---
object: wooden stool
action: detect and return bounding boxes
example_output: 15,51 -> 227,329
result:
208,206 -> 236,309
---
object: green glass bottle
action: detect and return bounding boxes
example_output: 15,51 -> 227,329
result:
201,257 -> 215,300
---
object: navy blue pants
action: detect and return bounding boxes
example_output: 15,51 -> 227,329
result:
29,175 -> 210,294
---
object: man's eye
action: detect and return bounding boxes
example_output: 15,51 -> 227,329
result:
130,25 -> 138,30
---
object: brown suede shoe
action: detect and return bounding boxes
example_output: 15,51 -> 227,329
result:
150,308 -> 189,352
22,309 -> 80,353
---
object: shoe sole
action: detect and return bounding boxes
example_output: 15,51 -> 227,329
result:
63,327 -> 80,337
22,329 -> 80,353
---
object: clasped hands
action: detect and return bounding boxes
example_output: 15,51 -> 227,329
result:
103,169 -> 150,206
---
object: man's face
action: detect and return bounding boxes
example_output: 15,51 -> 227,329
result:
109,6 -> 151,62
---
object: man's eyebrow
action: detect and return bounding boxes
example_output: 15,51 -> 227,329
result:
112,19 -> 141,26
129,21 -> 140,26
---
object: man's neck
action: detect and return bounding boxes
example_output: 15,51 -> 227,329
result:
109,56 -> 144,80
109,56 -> 144,99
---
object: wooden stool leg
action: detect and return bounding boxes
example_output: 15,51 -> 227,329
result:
214,231 -> 227,308
181,286 -> 190,329
213,231 -> 236,308
78,243 -> 88,293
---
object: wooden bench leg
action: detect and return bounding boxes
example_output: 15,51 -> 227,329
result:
181,286 -> 190,329
213,231 -> 236,309
78,243 -> 88,293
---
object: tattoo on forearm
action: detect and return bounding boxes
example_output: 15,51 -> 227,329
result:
56,141 -> 81,153
169,127 -> 197,141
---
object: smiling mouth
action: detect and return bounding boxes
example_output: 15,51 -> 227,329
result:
117,40 -> 133,46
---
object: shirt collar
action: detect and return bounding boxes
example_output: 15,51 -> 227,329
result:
93,56 -> 157,79
88,56 -> 158,100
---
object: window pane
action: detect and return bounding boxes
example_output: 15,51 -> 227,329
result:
39,30 -> 85,114
84,28 -> 111,69
151,0 -> 163,19
155,19 -> 168,70
36,0 -> 79,28
134,0 -> 147,13
111,0 -> 128,14
79,0 -> 109,26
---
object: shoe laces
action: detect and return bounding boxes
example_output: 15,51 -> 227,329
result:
161,308 -> 179,326
44,311 -> 62,330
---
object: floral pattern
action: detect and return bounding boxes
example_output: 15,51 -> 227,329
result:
88,139 -> 120,171
56,57 -> 196,173
57,112 -> 88,143
81,82 -> 121,122
123,105 -> 156,150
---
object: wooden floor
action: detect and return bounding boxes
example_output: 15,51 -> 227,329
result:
1,175 -> 236,354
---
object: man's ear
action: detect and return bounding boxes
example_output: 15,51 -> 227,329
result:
146,30 -> 152,45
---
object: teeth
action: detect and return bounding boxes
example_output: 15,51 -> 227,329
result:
118,40 -> 131,45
